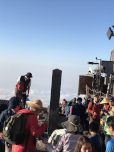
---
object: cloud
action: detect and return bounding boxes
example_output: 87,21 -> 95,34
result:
0,87 -> 86,106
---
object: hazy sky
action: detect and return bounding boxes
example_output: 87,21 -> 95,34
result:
0,0 -> 114,106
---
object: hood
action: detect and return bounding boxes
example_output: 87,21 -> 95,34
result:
17,109 -> 35,115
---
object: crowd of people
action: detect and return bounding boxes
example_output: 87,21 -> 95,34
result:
0,72 -> 114,151
57,94 -> 114,152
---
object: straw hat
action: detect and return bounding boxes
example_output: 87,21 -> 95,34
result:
26,100 -> 47,111
100,98 -> 109,104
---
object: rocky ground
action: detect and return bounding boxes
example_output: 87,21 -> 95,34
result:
35,109 -> 68,152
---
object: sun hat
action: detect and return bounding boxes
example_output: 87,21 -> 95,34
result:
100,98 -> 109,104
26,100 -> 47,111
8,97 -> 21,109
61,115 -> 82,132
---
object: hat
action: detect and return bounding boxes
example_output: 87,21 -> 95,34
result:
8,97 -> 21,109
109,96 -> 114,102
93,93 -> 99,97
77,97 -> 82,102
72,97 -> 76,101
108,106 -> 114,116
26,72 -> 33,78
100,98 -> 109,104
61,115 -> 82,132
26,100 -> 47,111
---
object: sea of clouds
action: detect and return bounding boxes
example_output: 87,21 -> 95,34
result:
0,88 -> 85,107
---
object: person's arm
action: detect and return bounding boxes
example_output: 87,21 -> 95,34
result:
88,102 -> 94,115
29,115 -> 48,137
48,130 -> 57,144
27,86 -> 30,96
16,76 -> 21,85
0,110 -> 6,139
46,135 -> 64,152
27,80 -> 31,96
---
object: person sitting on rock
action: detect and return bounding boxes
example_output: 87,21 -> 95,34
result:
42,115 -> 82,152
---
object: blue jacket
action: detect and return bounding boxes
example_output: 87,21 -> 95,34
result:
90,134 -> 103,152
0,109 -> 15,132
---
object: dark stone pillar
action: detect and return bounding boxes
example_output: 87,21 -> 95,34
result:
48,69 -> 62,136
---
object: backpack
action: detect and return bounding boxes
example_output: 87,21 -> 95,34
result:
17,81 -> 24,91
3,113 -> 33,145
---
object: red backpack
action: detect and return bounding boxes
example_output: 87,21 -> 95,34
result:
17,81 -> 24,91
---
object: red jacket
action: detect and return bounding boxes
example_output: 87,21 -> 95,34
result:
103,105 -> 110,111
12,109 -> 48,152
88,101 -> 100,119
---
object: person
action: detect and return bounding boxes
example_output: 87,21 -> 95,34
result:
72,97 -> 86,128
74,135 -> 94,152
61,99 -> 67,115
83,94 -> 91,109
0,97 -> 21,152
12,99 -> 49,152
16,72 -> 33,108
104,96 -> 114,146
42,115 -> 82,152
105,116 -> 114,152
100,98 -> 110,132
83,95 -> 92,130
87,93 -> 100,125
89,121 -> 103,152
68,97 -> 77,116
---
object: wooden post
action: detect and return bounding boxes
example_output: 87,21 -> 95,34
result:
48,69 -> 62,136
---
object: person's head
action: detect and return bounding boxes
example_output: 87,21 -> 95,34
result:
93,93 -> 99,102
77,97 -> 82,105
25,72 -> 33,79
61,115 -> 82,134
26,99 -> 47,116
109,96 -> 114,107
74,136 -> 94,152
8,97 -> 21,113
63,99 -> 66,104
72,97 -> 76,102
89,121 -> 99,135
84,95 -> 91,101
107,116 -> 114,135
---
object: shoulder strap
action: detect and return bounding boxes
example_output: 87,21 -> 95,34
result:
24,113 -> 34,152
7,110 -> 11,118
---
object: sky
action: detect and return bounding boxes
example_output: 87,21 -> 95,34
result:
0,0 -> 114,106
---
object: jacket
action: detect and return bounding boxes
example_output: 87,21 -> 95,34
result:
88,101 -> 100,119
12,109 -> 48,152
0,109 -> 15,132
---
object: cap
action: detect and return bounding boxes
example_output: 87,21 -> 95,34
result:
26,72 -> 33,78
8,97 -> 21,109
109,96 -> 114,102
